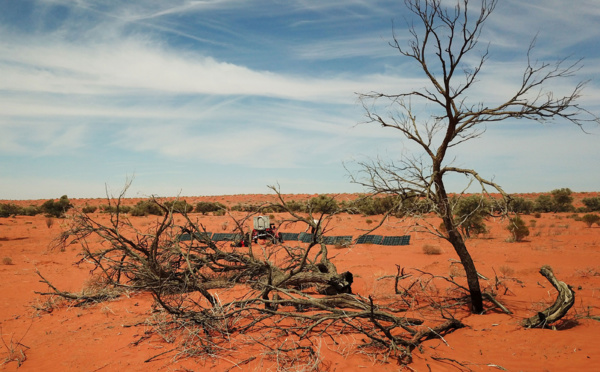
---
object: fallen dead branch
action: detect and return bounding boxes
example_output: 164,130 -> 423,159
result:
35,186 -> 468,368
522,265 -> 575,328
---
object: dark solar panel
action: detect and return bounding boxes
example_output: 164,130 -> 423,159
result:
381,235 -> 411,246
298,232 -> 314,243
212,233 -> 241,242
333,236 -> 353,245
179,232 -> 212,241
322,236 -> 337,245
355,235 -> 383,245
279,232 -> 300,242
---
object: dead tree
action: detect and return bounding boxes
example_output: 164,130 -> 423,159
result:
355,0 -> 599,313
41,188 -> 466,366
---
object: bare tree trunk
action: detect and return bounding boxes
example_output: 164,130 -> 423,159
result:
446,228 -> 483,313
437,180 -> 483,314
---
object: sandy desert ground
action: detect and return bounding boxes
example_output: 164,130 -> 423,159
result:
1,193 -> 600,371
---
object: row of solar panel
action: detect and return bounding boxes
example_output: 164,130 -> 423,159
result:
179,232 -> 243,242
280,233 -> 410,246
179,232 -> 410,246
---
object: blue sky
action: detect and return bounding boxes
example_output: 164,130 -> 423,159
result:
1,0 -> 599,200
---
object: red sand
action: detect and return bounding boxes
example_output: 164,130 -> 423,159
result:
1,194 -> 600,371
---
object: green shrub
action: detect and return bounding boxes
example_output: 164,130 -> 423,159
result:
82,205 -> 98,214
22,205 -> 42,216
453,195 -> 490,238
508,196 -> 534,214
165,200 -> 194,213
195,201 -> 227,215
213,209 -> 226,216
582,197 -> 600,212
41,195 -> 73,218
230,203 -> 256,212
307,195 -> 339,214
0,203 -> 22,218
534,194 -> 554,213
507,215 -> 530,242
581,214 -> 600,228
351,195 -> 398,216
131,200 -> 163,216
100,204 -> 131,214
551,188 -> 575,212
284,200 -> 307,213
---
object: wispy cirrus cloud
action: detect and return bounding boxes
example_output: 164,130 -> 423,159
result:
1,0 -> 599,199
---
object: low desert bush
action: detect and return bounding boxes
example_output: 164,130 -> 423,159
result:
581,214 -> 600,228
213,209 -> 226,216
0,203 -> 21,218
196,201 -> 227,215
509,196 -> 534,214
130,200 -> 163,216
164,200 -> 194,214
307,195 -> 339,214
100,204 -> 132,214
422,244 -> 442,255
0,203 -> 42,217
2,257 -> 13,265
350,194 -> 399,216
82,205 -> 98,214
453,195 -> 490,238
41,195 -> 73,218
507,215 -> 530,242
582,197 -> 600,212
22,205 -> 42,216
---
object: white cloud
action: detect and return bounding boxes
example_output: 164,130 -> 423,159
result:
1,0 -> 599,199
0,29 -> 414,104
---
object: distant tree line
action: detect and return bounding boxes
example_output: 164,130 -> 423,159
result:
2,189 -> 600,219
0,195 -> 73,218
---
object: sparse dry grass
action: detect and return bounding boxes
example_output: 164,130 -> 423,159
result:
449,265 -> 466,277
575,267 -> 600,278
498,265 -> 515,278
0,325 -> 30,368
422,244 -> 442,255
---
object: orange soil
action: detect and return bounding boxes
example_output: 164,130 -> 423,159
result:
1,194 -> 600,371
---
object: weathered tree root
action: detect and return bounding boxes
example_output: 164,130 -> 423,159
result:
522,265 -> 575,328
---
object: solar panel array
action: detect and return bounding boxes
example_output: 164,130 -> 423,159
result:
298,232 -> 314,243
178,232 -> 212,241
355,234 -> 410,246
380,235 -> 411,246
277,233 -> 408,246
355,235 -> 384,245
280,232 -> 300,242
322,236 -> 353,245
179,231 -> 410,246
